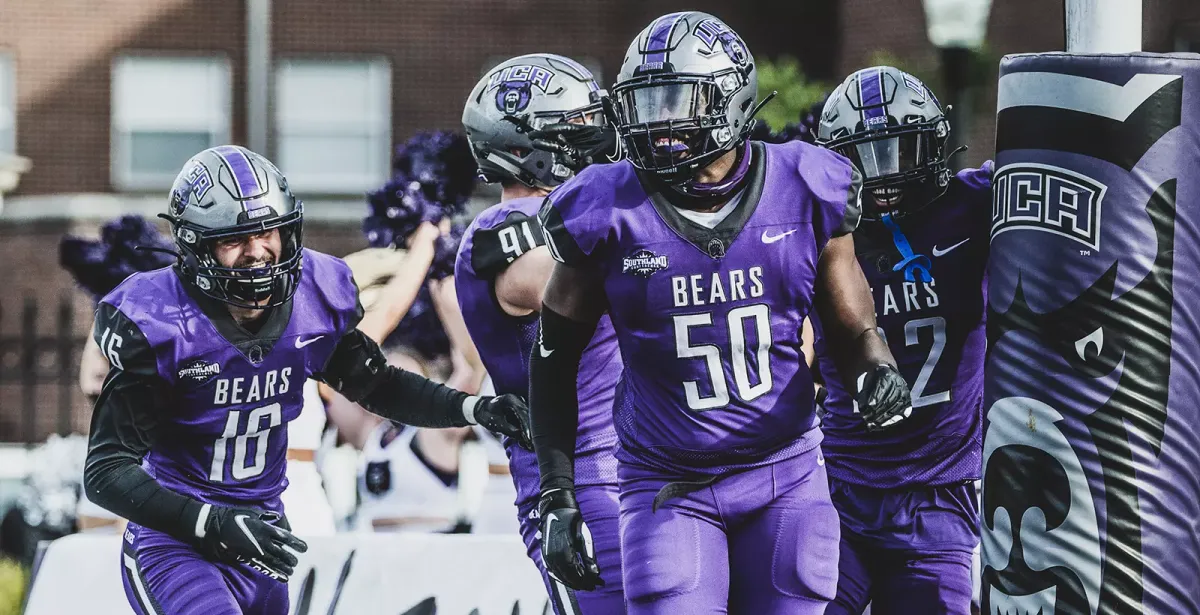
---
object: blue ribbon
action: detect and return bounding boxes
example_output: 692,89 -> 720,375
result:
879,213 -> 932,283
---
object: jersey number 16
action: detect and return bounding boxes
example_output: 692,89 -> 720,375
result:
209,403 -> 282,482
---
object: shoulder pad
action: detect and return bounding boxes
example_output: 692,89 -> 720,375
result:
538,161 -> 638,266
955,161 -> 994,193
303,249 -> 364,336
780,141 -> 863,241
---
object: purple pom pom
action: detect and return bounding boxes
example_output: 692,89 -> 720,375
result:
428,223 -> 465,281
60,215 -> 176,301
363,131 -> 477,248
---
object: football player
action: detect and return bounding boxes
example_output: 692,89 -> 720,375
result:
813,66 -> 991,615
529,13 -> 911,615
456,54 -> 625,614
83,145 -> 532,615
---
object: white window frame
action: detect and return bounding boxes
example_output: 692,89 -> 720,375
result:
0,52 -> 15,155
110,54 -> 231,191
273,57 -> 391,194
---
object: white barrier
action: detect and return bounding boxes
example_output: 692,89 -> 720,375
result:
24,533 -> 550,615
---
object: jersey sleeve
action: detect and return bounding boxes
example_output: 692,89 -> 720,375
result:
93,302 -> 160,380
320,254 -> 366,337
802,145 -> 863,248
470,211 -> 547,280
537,166 -> 616,267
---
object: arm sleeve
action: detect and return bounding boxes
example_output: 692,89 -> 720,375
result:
83,303 -> 207,543
315,328 -> 472,428
530,305 -> 599,493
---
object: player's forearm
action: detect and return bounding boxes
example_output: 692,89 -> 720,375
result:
83,454 -> 206,543
320,328 -> 473,429
530,306 -> 596,493
355,364 -> 474,428
815,234 -> 896,381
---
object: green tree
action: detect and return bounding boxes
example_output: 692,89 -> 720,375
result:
755,56 -> 828,131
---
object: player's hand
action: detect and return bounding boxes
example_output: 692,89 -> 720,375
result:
198,507 -> 308,581
854,364 -> 912,432
539,488 -> 603,591
472,394 -> 533,450
527,122 -> 617,171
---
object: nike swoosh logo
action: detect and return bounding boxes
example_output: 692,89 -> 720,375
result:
537,327 -> 554,358
295,335 -> 324,349
931,238 -> 970,257
761,229 -> 798,244
233,514 -> 265,555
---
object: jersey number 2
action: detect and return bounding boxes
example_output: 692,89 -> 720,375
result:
674,305 -> 773,411
879,316 -> 950,408
209,403 -> 282,482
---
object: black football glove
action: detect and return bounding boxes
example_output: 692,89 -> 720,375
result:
539,488 -> 603,591
196,507 -> 308,581
854,364 -> 913,432
526,122 -> 618,172
472,394 -> 533,451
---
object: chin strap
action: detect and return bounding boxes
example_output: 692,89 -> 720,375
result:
879,213 -> 932,283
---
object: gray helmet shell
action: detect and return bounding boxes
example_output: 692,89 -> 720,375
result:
612,12 -> 757,183
463,53 -> 605,189
166,145 -> 304,309
816,66 -> 951,219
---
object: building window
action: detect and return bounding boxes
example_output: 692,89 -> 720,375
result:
0,53 -> 15,154
111,55 -> 231,191
275,58 -> 391,194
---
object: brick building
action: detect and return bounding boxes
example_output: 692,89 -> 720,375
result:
0,0 -> 1196,440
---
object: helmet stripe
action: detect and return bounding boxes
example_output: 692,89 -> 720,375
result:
213,145 -> 263,202
859,68 -> 887,129
643,12 -> 688,65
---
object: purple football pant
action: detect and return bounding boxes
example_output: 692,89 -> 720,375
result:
825,478 -> 978,615
617,446 -> 840,615
120,523 -> 289,615
518,483 -> 626,615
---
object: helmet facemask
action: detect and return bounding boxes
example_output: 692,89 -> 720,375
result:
174,208 -> 304,310
614,69 -> 748,185
824,116 -> 950,220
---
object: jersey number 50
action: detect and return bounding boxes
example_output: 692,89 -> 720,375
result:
209,403 -> 282,482
674,305 -> 773,411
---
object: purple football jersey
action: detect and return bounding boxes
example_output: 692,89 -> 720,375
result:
815,165 -> 992,489
540,141 -> 860,474
100,249 -> 358,511
455,196 -> 620,504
